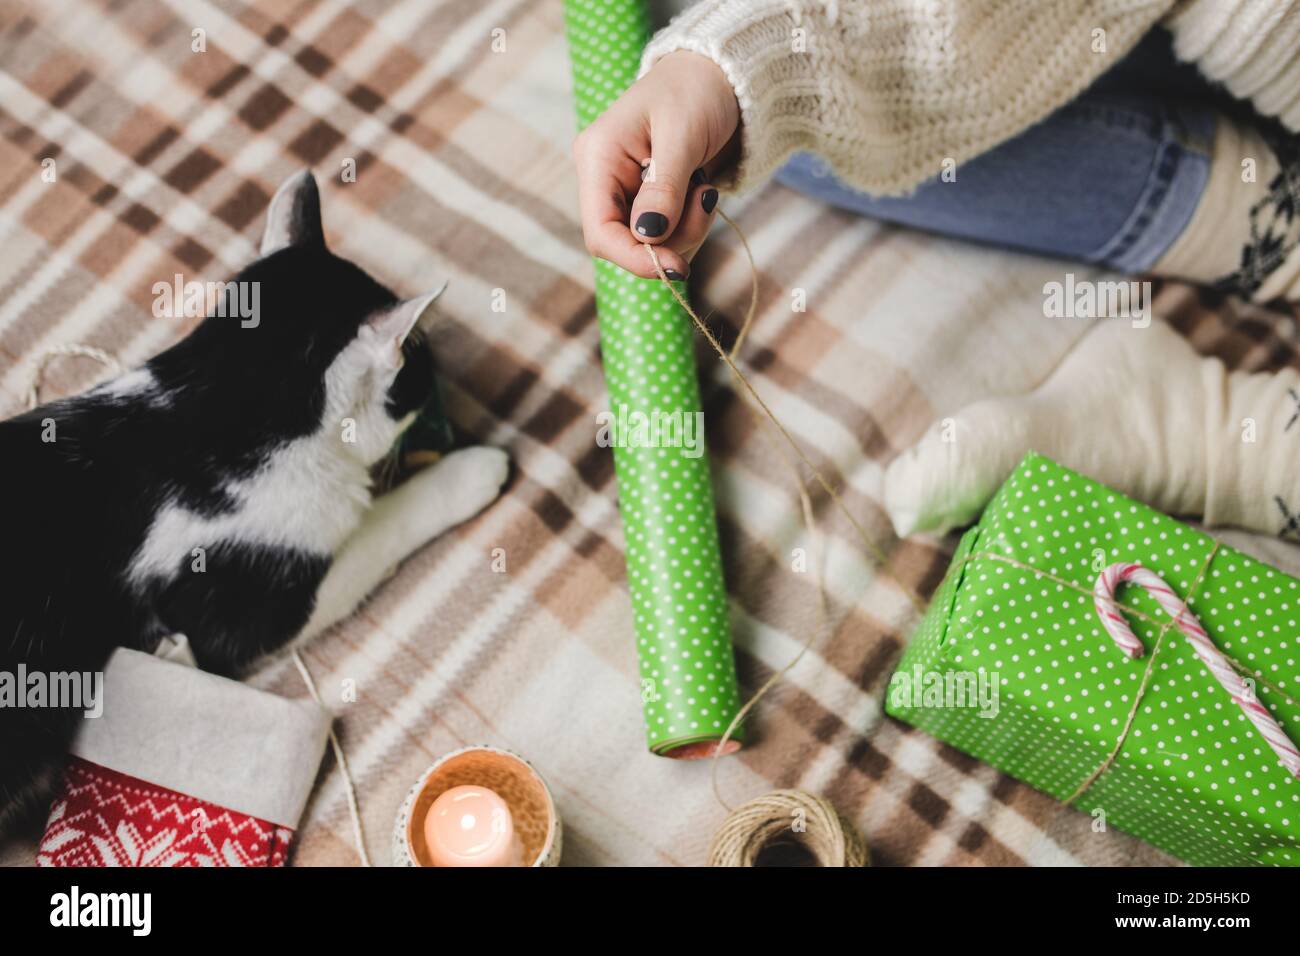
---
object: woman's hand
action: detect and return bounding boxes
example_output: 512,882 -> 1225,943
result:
572,51 -> 740,280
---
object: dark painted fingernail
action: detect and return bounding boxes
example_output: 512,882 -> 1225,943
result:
664,269 -> 686,281
690,167 -> 708,186
701,188 -> 718,214
635,211 -> 668,237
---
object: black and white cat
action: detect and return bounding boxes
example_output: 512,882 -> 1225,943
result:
0,170 -> 508,829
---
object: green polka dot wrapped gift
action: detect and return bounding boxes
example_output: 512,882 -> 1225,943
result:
887,452 -> 1300,866
563,0 -> 744,757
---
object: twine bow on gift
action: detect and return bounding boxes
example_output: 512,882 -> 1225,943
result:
1089,560 -> 1300,789
944,541 -> 1300,806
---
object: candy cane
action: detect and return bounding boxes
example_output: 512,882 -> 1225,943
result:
1094,562 -> 1300,780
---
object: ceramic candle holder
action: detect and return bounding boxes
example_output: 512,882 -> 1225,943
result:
392,745 -> 561,867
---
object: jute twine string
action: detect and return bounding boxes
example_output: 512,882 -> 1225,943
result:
24,344 -> 121,410
289,647 -> 371,865
24,347 -> 372,867
660,212 -> 838,814
648,223 -> 927,618
707,789 -> 869,867
648,218 -> 906,865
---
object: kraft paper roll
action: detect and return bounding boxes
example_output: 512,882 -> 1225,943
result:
563,0 -> 745,757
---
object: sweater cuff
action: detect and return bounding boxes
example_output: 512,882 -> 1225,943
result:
640,0 -> 819,194
1166,0 -> 1300,132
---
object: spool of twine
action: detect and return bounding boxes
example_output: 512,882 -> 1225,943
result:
707,789 -> 869,867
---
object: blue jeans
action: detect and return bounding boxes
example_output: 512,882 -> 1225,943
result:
775,31 -> 1220,272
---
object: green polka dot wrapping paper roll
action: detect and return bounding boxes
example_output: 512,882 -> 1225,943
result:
886,452 -> 1300,866
564,0 -> 745,756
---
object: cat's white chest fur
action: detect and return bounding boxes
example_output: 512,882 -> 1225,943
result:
125,330 -> 407,591
126,430 -> 374,590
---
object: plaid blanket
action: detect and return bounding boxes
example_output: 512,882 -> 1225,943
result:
3,0 -> 1299,867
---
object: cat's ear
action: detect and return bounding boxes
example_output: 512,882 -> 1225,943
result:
364,282 -> 447,362
260,170 -> 324,255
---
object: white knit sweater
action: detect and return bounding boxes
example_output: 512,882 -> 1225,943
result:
641,0 -> 1300,196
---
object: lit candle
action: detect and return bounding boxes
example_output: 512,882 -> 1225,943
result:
423,785 -> 524,867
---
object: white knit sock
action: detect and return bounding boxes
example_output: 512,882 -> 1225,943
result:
883,319 -> 1300,539
1156,114 -> 1300,302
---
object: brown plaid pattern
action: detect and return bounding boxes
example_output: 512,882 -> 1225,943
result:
2,0 -> 1297,867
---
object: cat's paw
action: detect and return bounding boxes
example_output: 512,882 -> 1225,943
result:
449,445 -> 511,509
417,445 -> 510,525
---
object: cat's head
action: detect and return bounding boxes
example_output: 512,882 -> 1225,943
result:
151,170 -> 440,467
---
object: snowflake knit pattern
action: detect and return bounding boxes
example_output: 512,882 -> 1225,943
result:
37,758 -> 293,867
